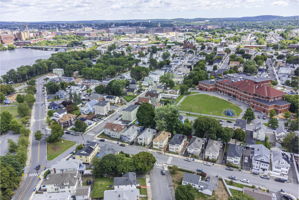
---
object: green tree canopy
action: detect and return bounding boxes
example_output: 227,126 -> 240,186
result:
74,120 -> 87,132
243,108 -> 255,123
155,105 -> 181,133
136,103 -> 156,128
0,111 -> 13,134
17,103 -> 30,117
175,185 -> 195,200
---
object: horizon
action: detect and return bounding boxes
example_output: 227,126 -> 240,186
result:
1,0 -> 299,22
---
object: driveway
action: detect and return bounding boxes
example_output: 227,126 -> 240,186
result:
150,166 -> 174,200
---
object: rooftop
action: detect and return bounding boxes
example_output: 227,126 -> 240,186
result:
123,104 -> 139,112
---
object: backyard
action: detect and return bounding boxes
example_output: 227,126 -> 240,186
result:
178,94 -> 242,117
47,139 -> 76,160
0,105 -> 18,117
91,177 -> 113,199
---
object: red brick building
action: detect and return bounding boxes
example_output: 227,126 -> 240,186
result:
198,78 -> 290,114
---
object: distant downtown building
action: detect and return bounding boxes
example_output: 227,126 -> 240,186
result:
198,77 -> 290,114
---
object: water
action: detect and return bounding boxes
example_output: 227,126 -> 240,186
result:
0,48 -> 55,76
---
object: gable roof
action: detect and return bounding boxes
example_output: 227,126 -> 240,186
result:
188,137 -> 205,149
227,144 -> 243,158
114,172 -> 137,186
169,134 -> 186,145
182,173 -> 200,185
104,123 -> 126,133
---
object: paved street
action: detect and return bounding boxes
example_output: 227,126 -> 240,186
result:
12,77 -> 48,200
150,166 -> 174,200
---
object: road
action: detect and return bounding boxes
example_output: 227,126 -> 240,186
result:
150,166 -> 174,200
92,140 -> 299,198
12,77 -> 48,200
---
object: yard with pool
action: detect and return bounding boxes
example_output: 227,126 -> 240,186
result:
178,94 -> 242,118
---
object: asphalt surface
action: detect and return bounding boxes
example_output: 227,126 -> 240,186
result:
12,77 -> 48,200
150,166 -> 174,200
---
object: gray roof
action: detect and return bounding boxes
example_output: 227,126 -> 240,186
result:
227,144 -> 243,158
114,172 -> 137,186
96,101 -> 109,106
188,137 -> 205,149
74,142 -> 98,157
42,171 -> 78,186
198,176 -> 218,192
182,173 -> 200,185
123,104 -> 139,112
253,98 -> 290,106
206,139 -> 222,153
104,188 -> 139,200
250,144 -> 270,163
75,186 -> 90,196
169,134 -> 186,145
234,119 -> 247,129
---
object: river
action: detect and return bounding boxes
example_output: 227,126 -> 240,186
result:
0,48 -> 55,76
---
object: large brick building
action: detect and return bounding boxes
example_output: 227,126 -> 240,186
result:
198,78 -> 290,114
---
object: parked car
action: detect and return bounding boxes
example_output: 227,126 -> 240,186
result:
161,170 -> 166,175
228,176 -> 236,180
35,165 -> 41,171
99,139 -> 105,142
196,168 -> 205,173
225,167 -> 234,171
119,144 -> 126,147
275,178 -> 287,183
241,179 -> 249,183
260,175 -> 270,180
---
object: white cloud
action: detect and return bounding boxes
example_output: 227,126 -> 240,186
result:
0,0 -> 297,21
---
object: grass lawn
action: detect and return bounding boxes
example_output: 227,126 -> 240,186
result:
137,177 -> 147,196
91,177 -> 113,199
230,189 -> 243,197
0,105 -> 18,117
47,139 -> 76,160
178,94 -> 242,117
124,95 -> 137,102
226,180 -> 248,188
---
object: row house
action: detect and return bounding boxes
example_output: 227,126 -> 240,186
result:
122,104 -> 139,122
103,123 -> 126,139
271,148 -> 291,176
137,128 -> 157,146
168,134 -> 187,154
204,140 -> 223,161
152,131 -> 171,150
187,137 -> 206,156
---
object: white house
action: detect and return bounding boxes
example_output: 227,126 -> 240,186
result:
103,123 -> 126,139
104,188 -> 139,200
226,144 -> 243,166
53,68 -> 64,76
271,148 -> 291,176
250,144 -> 270,174
120,125 -> 140,143
187,137 -> 206,156
182,173 -> 217,196
94,101 -> 110,115
122,104 -> 139,122
105,95 -> 120,104
80,100 -> 98,114
168,134 -> 187,154
204,140 -> 222,161
137,128 -> 157,146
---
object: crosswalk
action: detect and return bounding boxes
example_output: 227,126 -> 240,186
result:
28,173 -> 38,177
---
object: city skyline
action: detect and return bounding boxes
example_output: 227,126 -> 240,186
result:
1,0 -> 299,22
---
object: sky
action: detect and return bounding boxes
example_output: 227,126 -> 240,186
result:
0,0 -> 298,22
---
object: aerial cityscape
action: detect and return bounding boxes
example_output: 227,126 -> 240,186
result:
0,1 -> 299,200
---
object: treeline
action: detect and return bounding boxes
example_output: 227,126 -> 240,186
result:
1,49 -> 99,83
95,80 -> 129,96
0,92 -> 35,200
81,52 -> 138,80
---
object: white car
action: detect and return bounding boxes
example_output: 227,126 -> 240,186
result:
241,179 -> 249,183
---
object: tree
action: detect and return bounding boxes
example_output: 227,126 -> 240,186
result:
0,92 -> 5,103
155,105 -> 181,133
47,122 -> 64,143
132,152 -> 156,174
282,132 -> 299,153
17,103 -> 30,117
220,127 -> 234,143
175,185 -> 195,200
284,95 -> 299,115
179,85 -> 189,95
243,108 -> 255,123
0,111 -> 13,134
34,131 -> 42,140
45,82 -> 60,94
243,60 -> 257,74
284,111 -> 291,119
268,118 -> 278,129
193,116 -> 222,139
289,119 -> 299,131
8,139 -> 18,153
9,119 -> 22,134
136,103 -> 155,128
74,120 -> 87,132
160,73 -> 175,89
92,154 -> 121,177
47,110 -> 55,117
269,110 -> 277,118
95,85 -> 106,94
24,94 -> 35,107
16,94 -> 25,103
233,128 -> 246,142
130,66 -> 149,81
162,52 -> 170,60
106,80 -> 128,96
76,144 -> 84,151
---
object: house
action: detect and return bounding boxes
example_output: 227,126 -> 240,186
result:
48,102 -> 61,110
122,104 -> 139,122
271,148 -> 291,176
41,171 -> 80,193
204,140 -> 222,161
187,137 -> 206,156
182,173 -> 218,196
32,192 -> 71,200
145,90 -> 161,105
105,95 -> 120,104
152,131 -> 171,150
114,172 -> 138,189
168,134 -> 187,154
137,97 -> 150,104
50,159 -> 84,174
55,90 -> 69,99
58,113 -> 76,128
94,101 -> 110,115
234,119 -> 247,130
80,100 -> 98,114
226,144 -> 243,166
120,125 -> 140,143
53,68 -> 64,76
137,128 -> 157,146
53,108 -> 67,119
104,188 -> 140,200
242,146 -> 253,171
103,123 -> 126,139
243,188 -> 276,200
274,126 -> 287,143
182,173 -> 201,189
75,186 -> 91,200
250,144 -> 270,174
74,142 -> 100,164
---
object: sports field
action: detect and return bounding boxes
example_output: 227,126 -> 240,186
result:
178,94 -> 242,117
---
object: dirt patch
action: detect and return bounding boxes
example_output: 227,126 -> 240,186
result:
214,180 -> 229,200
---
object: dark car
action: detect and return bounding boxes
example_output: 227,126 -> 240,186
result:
119,144 -> 126,147
35,164 -> 41,171
275,178 -> 287,183
161,170 -> 166,175
99,139 -> 105,142
260,175 -> 270,180
228,176 -> 236,180
196,168 -> 204,173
